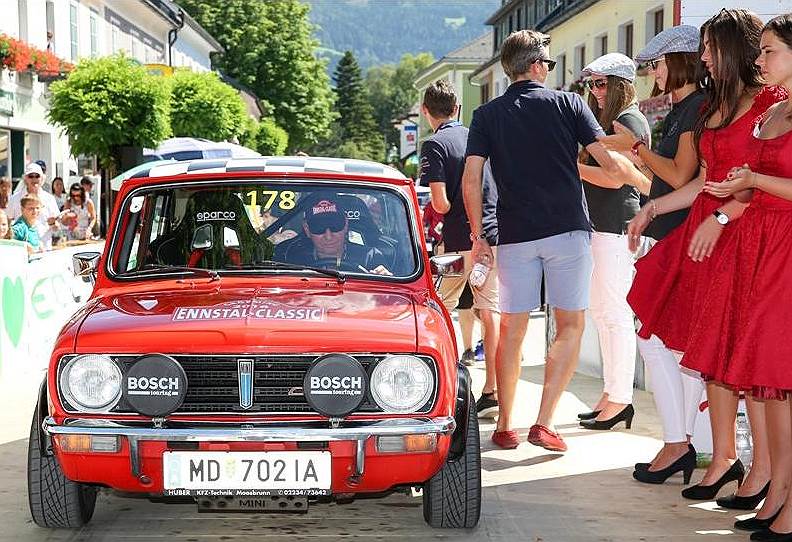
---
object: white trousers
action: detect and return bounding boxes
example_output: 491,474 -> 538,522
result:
589,232 -> 637,405
638,333 -> 705,443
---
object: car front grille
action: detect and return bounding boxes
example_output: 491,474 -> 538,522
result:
104,354 -> 436,416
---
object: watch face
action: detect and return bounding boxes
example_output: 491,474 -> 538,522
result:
716,213 -> 728,225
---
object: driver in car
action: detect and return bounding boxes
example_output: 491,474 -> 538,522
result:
285,198 -> 392,275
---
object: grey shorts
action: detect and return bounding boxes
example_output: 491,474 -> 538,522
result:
497,230 -> 593,313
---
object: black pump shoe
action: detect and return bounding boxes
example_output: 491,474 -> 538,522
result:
750,527 -> 792,541
633,445 -> 696,485
580,404 -> 634,430
577,410 -> 601,420
718,481 -> 771,510
681,460 -> 745,500
735,509 -> 782,532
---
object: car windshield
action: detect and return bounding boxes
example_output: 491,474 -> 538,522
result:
111,180 -> 420,279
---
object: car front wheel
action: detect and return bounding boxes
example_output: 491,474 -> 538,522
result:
422,394 -> 481,528
27,406 -> 97,528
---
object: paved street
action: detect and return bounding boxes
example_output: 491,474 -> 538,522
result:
0,316 -> 757,541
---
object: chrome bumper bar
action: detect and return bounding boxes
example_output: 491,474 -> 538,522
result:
43,416 -> 456,481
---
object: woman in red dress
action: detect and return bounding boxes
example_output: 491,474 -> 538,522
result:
627,9 -> 785,503
682,15 -> 792,537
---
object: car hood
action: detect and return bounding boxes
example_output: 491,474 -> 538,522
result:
75,284 -> 417,353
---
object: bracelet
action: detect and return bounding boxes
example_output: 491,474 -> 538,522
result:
751,171 -> 759,189
648,199 -> 659,220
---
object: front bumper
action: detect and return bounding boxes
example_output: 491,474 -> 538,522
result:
44,416 -> 455,488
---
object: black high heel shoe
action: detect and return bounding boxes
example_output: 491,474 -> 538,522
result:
735,508 -> 782,532
580,404 -> 634,430
718,481 -> 771,510
633,444 -> 696,485
750,527 -> 792,541
681,459 -> 745,500
577,410 -> 601,420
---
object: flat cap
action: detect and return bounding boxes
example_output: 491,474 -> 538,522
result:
581,53 -> 636,82
635,25 -> 700,62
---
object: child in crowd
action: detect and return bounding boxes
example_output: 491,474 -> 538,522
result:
12,194 -> 42,253
0,209 -> 10,239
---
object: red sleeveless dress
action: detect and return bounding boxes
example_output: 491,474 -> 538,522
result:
682,107 -> 792,398
627,86 -> 786,352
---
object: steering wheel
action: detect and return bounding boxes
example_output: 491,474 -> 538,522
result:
312,258 -> 365,273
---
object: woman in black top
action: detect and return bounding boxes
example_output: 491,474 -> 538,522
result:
601,26 -> 706,485
577,53 -> 651,433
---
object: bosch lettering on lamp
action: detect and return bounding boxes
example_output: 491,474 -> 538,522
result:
303,354 -> 368,417
122,355 -> 188,417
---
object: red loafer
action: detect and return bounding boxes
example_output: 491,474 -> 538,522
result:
491,430 -> 520,449
527,424 -> 567,452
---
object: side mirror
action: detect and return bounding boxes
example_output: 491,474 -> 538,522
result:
429,254 -> 464,289
73,252 -> 101,284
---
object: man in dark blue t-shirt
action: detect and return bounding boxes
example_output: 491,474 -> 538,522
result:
462,29 -> 629,452
419,80 -> 499,419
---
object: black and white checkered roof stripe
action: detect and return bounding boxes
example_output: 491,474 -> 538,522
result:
130,157 -> 407,181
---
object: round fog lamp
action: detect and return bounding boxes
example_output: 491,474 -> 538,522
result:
60,354 -> 122,412
370,355 -> 433,413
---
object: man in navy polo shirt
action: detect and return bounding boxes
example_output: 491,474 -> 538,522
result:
463,29 -> 631,452
419,80 -> 500,419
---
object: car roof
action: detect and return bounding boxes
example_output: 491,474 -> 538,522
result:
127,156 -> 408,182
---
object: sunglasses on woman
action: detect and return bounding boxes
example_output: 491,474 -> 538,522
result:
647,57 -> 665,71
585,78 -> 608,90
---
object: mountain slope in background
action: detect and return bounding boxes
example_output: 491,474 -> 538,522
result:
306,0 -> 499,73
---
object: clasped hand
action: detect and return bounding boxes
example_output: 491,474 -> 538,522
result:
703,163 -> 755,199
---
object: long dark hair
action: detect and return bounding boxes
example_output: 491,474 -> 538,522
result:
68,182 -> 86,208
586,75 -> 637,132
764,14 -> 792,119
694,9 -> 764,153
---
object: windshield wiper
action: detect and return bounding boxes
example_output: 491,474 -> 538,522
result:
228,260 -> 346,282
128,264 -> 220,281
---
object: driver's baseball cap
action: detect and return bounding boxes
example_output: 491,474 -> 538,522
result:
305,198 -> 346,233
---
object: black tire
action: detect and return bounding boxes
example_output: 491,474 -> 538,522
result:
27,407 -> 97,528
423,394 -> 481,528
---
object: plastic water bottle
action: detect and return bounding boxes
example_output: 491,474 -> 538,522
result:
469,262 -> 490,288
736,412 -> 753,468
474,340 -> 485,362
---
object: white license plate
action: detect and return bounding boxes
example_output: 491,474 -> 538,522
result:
162,451 -> 331,497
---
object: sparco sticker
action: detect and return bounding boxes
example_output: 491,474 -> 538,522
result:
196,211 -> 236,221
172,300 -> 324,322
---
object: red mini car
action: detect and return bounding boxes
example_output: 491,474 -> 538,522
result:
28,157 -> 481,529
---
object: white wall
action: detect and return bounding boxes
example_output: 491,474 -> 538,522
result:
680,0 -> 792,26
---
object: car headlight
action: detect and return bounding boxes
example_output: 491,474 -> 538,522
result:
370,355 -> 434,413
60,355 -> 122,412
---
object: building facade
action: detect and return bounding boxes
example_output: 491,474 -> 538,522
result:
0,0 -> 221,183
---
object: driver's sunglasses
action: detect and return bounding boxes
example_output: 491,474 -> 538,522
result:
537,58 -> 556,71
308,221 -> 345,235
586,78 -> 608,90
647,57 -> 665,71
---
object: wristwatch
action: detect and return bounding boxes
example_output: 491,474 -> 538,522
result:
713,210 -> 730,225
469,231 -> 487,242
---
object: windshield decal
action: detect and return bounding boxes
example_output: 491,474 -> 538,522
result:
196,211 -> 237,221
172,299 -> 324,322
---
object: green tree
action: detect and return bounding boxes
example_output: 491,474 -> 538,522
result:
332,50 -> 382,160
169,70 -> 248,141
254,118 -> 290,156
48,55 -> 171,167
365,52 -> 434,153
178,0 -> 335,151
